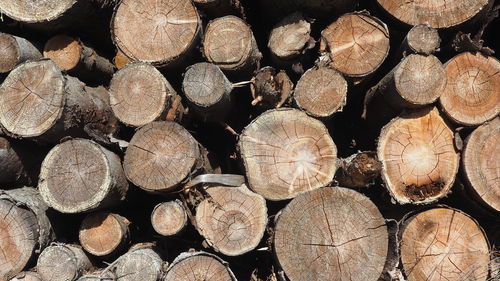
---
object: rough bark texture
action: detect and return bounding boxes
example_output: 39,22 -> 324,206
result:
0,137 -> 29,185
378,107 -> 460,204
112,247 -> 163,281
274,187 -> 389,281
439,52 -> 500,126
403,24 -> 441,55
400,208 -> 491,281
38,139 -> 128,213
109,61 -> 178,127
0,33 -> 41,73
151,200 -> 188,236
335,151 -> 382,188
250,66 -> 293,109
10,272 -> 43,281
163,251 -> 237,281
195,184 -> 267,256
111,0 -> 201,67
79,212 -> 130,257
37,244 -> 92,281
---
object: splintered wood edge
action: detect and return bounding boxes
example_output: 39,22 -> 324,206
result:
0,0 -> 77,23
43,35 -> 82,71
151,200 -> 187,236
164,251 -> 237,281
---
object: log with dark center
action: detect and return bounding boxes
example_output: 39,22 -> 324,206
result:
163,251 -> 237,281
250,66 -> 293,108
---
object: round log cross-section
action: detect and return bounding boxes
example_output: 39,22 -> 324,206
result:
274,187 -> 389,281
113,247 -> 163,281
377,107 -> 459,204
37,244 -> 92,281
0,0 -> 77,23
163,251 -> 236,281
320,13 -> 390,77
439,52 -> 500,126
151,200 -> 188,236
112,0 -> 201,67
0,33 -> 41,73
38,139 -> 129,213
123,121 -> 201,193
405,24 -> 440,55
400,208 -> 491,281
195,184 -> 267,256
239,108 -> 337,200
79,212 -> 130,257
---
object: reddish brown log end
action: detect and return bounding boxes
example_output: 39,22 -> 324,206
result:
79,212 -> 130,256
43,35 -> 82,71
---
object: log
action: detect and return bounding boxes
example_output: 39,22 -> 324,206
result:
76,270 -> 116,281
111,0 -> 201,67
10,272 -> 43,281
123,121 -> 202,193
320,12 -> 390,78
274,187 -> 389,281
335,151 -> 382,189
192,0 -> 245,18
439,52 -> 500,126
376,0 -> 491,28
112,247 -> 163,281
293,66 -> 347,118
79,212 -> 130,257
109,61 -> 180,127
37,244 -> 92,281
402,24 -> 440,55
38,138 -> 129,213
195,184 -> 267,256
400,208 -> 491,281
0,0 -> 81,23
250,66 -> 293,108
113,51 -> 131,70
377,107 -> 460,204
151,200 -> 188,236
0,59 -> 117,143
462,117 -> 499,212
0,137 -> 29,185
43,35 -> 115,84
0,187 -> 54,280
203,15 -> 261,78
0,33 -> 41,73
238,108 -> 337,200
163,251 -> 236,281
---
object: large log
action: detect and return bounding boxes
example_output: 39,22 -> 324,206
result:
274,187 -> 389,281
151,200 -> 188,236
79,212 -> 130,257
0,187 -> 54,280
163,251 -> 236,281
38,139 -> 128,213
112,246 -> 163,281
37,244 -> 92,281
377,107 -> 460,204
0,33 -> 41,73
0,0 -> 81,23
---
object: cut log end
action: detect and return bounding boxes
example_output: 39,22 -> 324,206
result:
378,107 -> 459,204
463,117 -> 500,212
320,13 -> 389,77
239,108 -> 337,200
195,184 -> 267,256
0,33 -> 20,73
0,0 -> 76,23
151,200 -> 187,236
37,244 -> 92,281
124,121 -> 200,192
268,12 -> 312,61
113,51 -> 131,69
10,272 -> 43,281
113,247 -> 163,281
440,52 -> 500,126
274,187 -> 388,281
294,66 -> 347,118
250,66 -> 293,108
400,208 -> 490,281
79,212 -> 130,256
406,24 -> 440,54
43,35 -> 82,71
164,252 -> 236,281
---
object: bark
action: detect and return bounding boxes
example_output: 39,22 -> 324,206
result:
274,187 -> 389,281
0,137 -> 29,186
10,272 -> 43,281
250,66 -> 293,109
151,200 -> 188,236
111,0 -> 201,68
109,61 -> 180,127
0,33 -> 41,73
38,139 -> 129,213
238,108 -> 337,200
79,212 -> 130,257
76,271 -> 116,281
37,244 -> 92,281
195,184 -> 267,256
163,251 -> 237,281
377,107 -> 460,204
112,247 -> 163,281
192,0 -> 245,18
401,24 -> 441,55
439,52 -> 500,126
0,187 -> 54,280
293,65 -> 347,118
335,151 -> 382,189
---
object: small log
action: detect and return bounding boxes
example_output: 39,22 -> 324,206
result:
320,12 -> 390,78
10,272 -> 43,281
462,117 -> 499,212
0,137 -> 29,185
274,187 -> 389,281
163,251 -> 237,281
0,59 -> 117,143
79,212 -> 130,257
123,121 -> 203,193
38,139 -> 128,213
37,244 -> 92,281
195,184 -> 267,256
192,0 -> 245,18
335,151 -> 382,188
0,187 -> 54,280
109,61 -> 180,127
400,208 -> 491,281
293,66 -> 347,118
151,200 -> 188,236
203,15 -> 261,78
439,52 -> 500,126
377,107 -> 460,204
0,33 -> 41,73
402,24 -> 440,55
376,0 -> 491,28
111,0 -> 201,67
250,66 -> 293,108
43,35 -> 115,84
238,108 -> 337,200
112,247 -> 163,281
